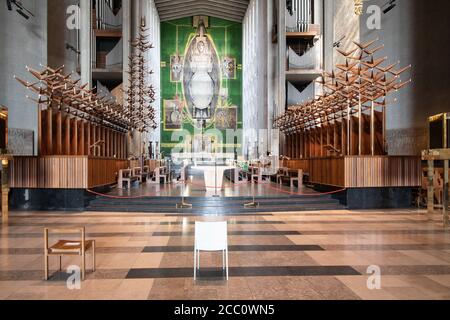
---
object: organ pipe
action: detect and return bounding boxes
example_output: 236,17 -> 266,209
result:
288,0 -> 312,32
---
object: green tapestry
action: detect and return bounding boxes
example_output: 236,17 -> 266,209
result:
160,16 -> 242,157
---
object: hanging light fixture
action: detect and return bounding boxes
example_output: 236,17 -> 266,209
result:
354,0 -> 364,15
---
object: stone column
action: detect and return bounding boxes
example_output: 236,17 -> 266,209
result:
323,0 -> 334,72
80,0 -> 92,88
314,0 -> 324,69
277,0 -> 286,156
123,0 -> 131,101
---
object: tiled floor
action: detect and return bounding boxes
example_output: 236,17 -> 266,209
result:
1,209 -> 450,300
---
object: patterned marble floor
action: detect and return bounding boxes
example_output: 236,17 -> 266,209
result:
1,209 -> 450,300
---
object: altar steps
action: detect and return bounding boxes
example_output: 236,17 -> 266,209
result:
86,195 -> 344,214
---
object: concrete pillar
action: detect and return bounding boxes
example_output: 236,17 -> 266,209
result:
277,0 -> 287,156
258,0 -> 268,157
314,0 -> 324,69
123,0 -> 131,100
277,0 -> 286,117
80,0 -> 92,89
267,0 -> 276,156
323,0 -> 334,72
131,0 -> 141,40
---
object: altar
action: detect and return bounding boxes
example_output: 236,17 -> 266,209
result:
172,152 -> 235,165
191,165 -> 236,191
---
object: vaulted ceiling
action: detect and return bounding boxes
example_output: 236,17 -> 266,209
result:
154,0 -> 250,23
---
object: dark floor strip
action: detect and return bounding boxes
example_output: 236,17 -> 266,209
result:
5,228 -> 448,238
152,231 -> 302,236
4,244 -> 450,256
126,266 -> 361,279
0,270 -> 128,281
6,220 -> 286,227
5,265 -> 450,281
301,230 -> 450,235
164,213 -> 274,217
322,244 -> 450,251
1,230 -> 301,238
4,220 -> 434,228
142,245 -> 323,253
352,265 -> 450,276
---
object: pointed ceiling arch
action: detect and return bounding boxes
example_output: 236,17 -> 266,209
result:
154,0 -> 250,22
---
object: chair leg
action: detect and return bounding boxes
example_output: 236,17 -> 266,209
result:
81,254 -> 86,280
222,250 -> 225,270
59,255 -> 62,271
193,249 -> 197,281
92,241 -> 96,272
226,248 -> 229,281
197,250 -> 200,270
44,254 -> 49,280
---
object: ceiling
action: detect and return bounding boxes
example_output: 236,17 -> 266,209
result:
154,0 -> 250,23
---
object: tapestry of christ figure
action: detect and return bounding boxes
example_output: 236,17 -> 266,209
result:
183,19 -> 220,124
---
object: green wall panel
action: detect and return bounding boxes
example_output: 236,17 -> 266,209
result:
160,17 -> 242,157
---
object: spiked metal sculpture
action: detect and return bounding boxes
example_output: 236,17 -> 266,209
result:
123,18 -> 157,133
15,65 -> 134,132
274,38 -> 411,156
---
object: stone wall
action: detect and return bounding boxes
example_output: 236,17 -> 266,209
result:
360,0 -> 450,155
0,0 -> 48,155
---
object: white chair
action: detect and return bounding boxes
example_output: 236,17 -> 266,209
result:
194,221 -> 229,281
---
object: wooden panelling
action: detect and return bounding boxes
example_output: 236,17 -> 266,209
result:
10,156 -> 88,189
10,156 -> 129,189
39,110 -> 127,159
344,156 -> 422,188
88,158 -> 128,188
287,156 -> 421,188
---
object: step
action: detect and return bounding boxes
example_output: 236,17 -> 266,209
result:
89,198 -> 340,206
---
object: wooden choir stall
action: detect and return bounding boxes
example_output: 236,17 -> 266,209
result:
8,64 -> 157,210
275,38 -> 422,209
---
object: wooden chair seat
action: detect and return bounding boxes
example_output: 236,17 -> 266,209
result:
48,240 -> 95,255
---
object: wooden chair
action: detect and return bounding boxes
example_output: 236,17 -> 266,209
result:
251,165 -> 271,184
44,227 -> 95,280
250,166 -> 261,184
118,169 -> 139,189
142,166 -> 150,180
234,167 -> 248,184
276,168 -> 289,185
178,163 -> 189,183
148,167 -> 168,184
289,169 -> 303,189
133,167 -> 149,183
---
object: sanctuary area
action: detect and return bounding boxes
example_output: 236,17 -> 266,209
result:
0,0 -> 450,302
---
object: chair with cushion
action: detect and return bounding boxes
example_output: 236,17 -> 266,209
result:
194,221 -> 229,281
44,227 -> 95,280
